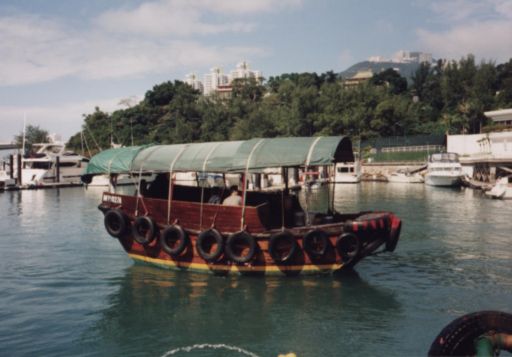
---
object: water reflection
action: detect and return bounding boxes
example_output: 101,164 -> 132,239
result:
84,265 -> 401,356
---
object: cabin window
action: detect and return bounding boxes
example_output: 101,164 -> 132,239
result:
57,162 -> 78,168
30,162 -> 53,169
337,167 -> 349,173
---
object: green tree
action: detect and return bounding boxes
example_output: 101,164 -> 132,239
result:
15,125 -> 49,154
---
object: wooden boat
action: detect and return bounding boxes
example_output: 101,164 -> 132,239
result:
82,137 -> 402,276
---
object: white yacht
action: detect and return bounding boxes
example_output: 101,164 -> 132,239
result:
485,176 -> 512,199
21,142 -> 88,186
333,161 -> 361,183
386,169 -> 424,184
425,153 -> 463,187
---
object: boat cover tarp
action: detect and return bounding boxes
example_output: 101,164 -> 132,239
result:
84,146 -> 147,175
84,136 -> 353,175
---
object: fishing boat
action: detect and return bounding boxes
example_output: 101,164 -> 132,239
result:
485,176 -> 512,199
386,169 -> 424,183
425,153 -> 463,187
21,142 -> 88,186
82,137 -> 402,276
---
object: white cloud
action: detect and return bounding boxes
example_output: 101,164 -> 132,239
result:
0,97 -> 133,142
95,0 -> 302,36
0,14 -> 265,86
417,0 -> 512,62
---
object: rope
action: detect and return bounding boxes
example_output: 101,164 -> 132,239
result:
241,139 -> 265,230
303,137 -> 323,226
166,145 -> 188,225
199,143 -> 221,230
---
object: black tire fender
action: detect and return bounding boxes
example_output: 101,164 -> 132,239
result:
225,231 -> 257,264
160,225 -> 188,257
303,230 -> 330,259
132,216 -> 156,245
196,229 -> 224,262
336,232 -> 361,266
428,311 -> 512,356
104,209 -> 128,238
268,231 -> 298,263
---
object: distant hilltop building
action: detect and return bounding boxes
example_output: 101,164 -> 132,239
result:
184,73 -> 204,93
344,69 -> 374,87
185,61 -> 263,96
368,50 -> 432,64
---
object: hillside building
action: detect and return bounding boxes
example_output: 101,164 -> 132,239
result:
186,61 -> 262,96
343,69 -> 374,87
184,73 -> 204,92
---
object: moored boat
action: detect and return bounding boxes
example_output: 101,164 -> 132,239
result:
21,141 -> 88,186
485,176 -> 512,199
83,137 -> 402,276
333,161 -> 361,183
386,169 -> 424,183
425,153 -> 463,187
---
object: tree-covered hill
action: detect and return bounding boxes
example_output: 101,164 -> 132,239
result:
67,55 -> 512,154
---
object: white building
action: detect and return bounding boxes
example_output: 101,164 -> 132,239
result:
392,50 -> 432,64
484,108 -> 512,127
184,73 -> 204,92
229,61 -> 262,82
447,109 -> 512,178
185,61 -> 263,96
203,67 -> 230,95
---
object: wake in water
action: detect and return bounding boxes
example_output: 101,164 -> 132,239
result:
160,343 -> 261,357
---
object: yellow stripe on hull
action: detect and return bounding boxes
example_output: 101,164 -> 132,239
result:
128,253 -> 344,276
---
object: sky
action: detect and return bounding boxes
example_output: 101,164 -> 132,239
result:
1,0 -> 512,143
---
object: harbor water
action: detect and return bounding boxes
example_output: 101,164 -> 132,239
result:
0,184 -> 511,356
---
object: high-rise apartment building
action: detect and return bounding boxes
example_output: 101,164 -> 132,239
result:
185,61 -> 262,96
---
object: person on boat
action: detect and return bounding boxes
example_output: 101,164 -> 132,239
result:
208,186 -> 222,204
222,185 -> 241,206
145,173 -> 169,199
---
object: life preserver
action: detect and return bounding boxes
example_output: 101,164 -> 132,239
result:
336,232 -> 361,267
386,217 -> 401,252
160,225 -> 188,257
302,230 -> 330,258
225,231 -> 257,264
104,209 -> 128,238
132,216 -> 157,245
429,311 -> 512,356
268,231 -> 298,263
196,229 -> 224,262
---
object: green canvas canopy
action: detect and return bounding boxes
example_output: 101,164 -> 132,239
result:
84,146 -> 147,176
83,136 -> 354,177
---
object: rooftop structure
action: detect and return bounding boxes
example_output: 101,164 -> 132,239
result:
484,108 -> 512,126
343,69 -> 374,87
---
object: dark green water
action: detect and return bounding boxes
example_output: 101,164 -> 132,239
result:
0,184 -> 511,356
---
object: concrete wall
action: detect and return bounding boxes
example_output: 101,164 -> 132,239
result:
447,132 -> 512,159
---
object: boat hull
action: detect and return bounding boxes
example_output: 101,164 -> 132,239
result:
100,193 -> 401,276
425,175 -> 461,187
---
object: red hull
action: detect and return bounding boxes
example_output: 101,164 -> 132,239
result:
100,192 -> 401,276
